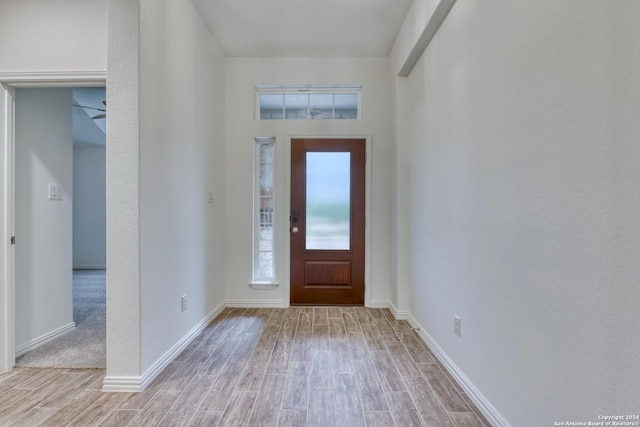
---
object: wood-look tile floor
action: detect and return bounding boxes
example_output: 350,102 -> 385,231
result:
0,307 -> 490,427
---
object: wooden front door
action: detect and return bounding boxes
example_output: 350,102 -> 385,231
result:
290,138 -> 365,305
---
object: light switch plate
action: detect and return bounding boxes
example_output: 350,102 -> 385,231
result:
48,183 -> 62,201
454,315 -> 461,337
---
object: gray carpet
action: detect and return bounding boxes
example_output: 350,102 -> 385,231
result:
15,269 -> 106,369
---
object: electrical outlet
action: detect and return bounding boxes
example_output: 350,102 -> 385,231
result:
454,315 -> 461,337
181,295 -> 187,312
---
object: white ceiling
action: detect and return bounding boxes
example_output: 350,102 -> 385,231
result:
190,0 -> 414,57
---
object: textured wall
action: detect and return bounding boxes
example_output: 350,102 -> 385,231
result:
0,0 -> 106,72
105,0 -> 142,381
395,1 -> 640,424
138,0 -> 227,372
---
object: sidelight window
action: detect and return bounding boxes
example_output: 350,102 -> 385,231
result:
252,137 -> 276,284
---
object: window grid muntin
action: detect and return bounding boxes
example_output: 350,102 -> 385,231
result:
256,86 -> 361,120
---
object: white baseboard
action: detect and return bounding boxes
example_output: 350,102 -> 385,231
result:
405,312 -> 510,427
367,299 -> 392,309
102,302 -> 226,392
225,299 -> 287,308
386,301 -> 410,320
368,300 -> 411,322
102,376 -> 144,392
73,264 -> 106,270
15,322 -> 76,357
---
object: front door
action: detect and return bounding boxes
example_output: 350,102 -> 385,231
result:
290,138 -> 365,305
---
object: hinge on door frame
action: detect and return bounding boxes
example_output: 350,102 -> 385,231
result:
10,236 -> 15,245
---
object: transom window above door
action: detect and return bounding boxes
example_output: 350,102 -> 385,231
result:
255,85 -> 361,120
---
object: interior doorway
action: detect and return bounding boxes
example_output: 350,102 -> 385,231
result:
290,138 -> 366,305
12,86 -> 106,369
0,74 -> 107,374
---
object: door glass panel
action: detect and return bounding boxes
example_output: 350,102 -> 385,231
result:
306,152 -> 350,250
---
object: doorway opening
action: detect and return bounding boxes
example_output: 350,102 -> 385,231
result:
12,86 -> 106,369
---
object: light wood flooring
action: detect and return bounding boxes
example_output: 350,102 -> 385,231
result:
0,307 -> 490,426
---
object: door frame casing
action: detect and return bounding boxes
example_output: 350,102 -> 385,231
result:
283,134 -> 372,307
0,72 -> 106,373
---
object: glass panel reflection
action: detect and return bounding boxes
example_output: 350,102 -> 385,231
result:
334,93 -> 358,119
309,93 -> 333,119
306,152 -> 350,250
260,94 -> 283,119
285,94 -> 309,119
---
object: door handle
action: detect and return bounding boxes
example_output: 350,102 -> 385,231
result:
291,209 -> 299,223
291,226 -> 299,234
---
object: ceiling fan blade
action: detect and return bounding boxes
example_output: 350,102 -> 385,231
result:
91,113 -> 107,120
73,104 -> 106,112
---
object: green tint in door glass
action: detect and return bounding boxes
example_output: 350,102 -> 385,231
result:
306,152 -> 350,250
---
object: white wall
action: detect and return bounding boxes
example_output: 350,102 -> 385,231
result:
0,0 -> 106,73
14,88 -> 73,349
73,145 -> 106,269
394,1 -> 640,424
224,57 -> 394,307
138,0 -> 226,373
389,0 -> 438,77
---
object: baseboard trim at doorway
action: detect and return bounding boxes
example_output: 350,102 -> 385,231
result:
103,302 -> 225,392
15,322 -> 76,357
367,299 -> 392,309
